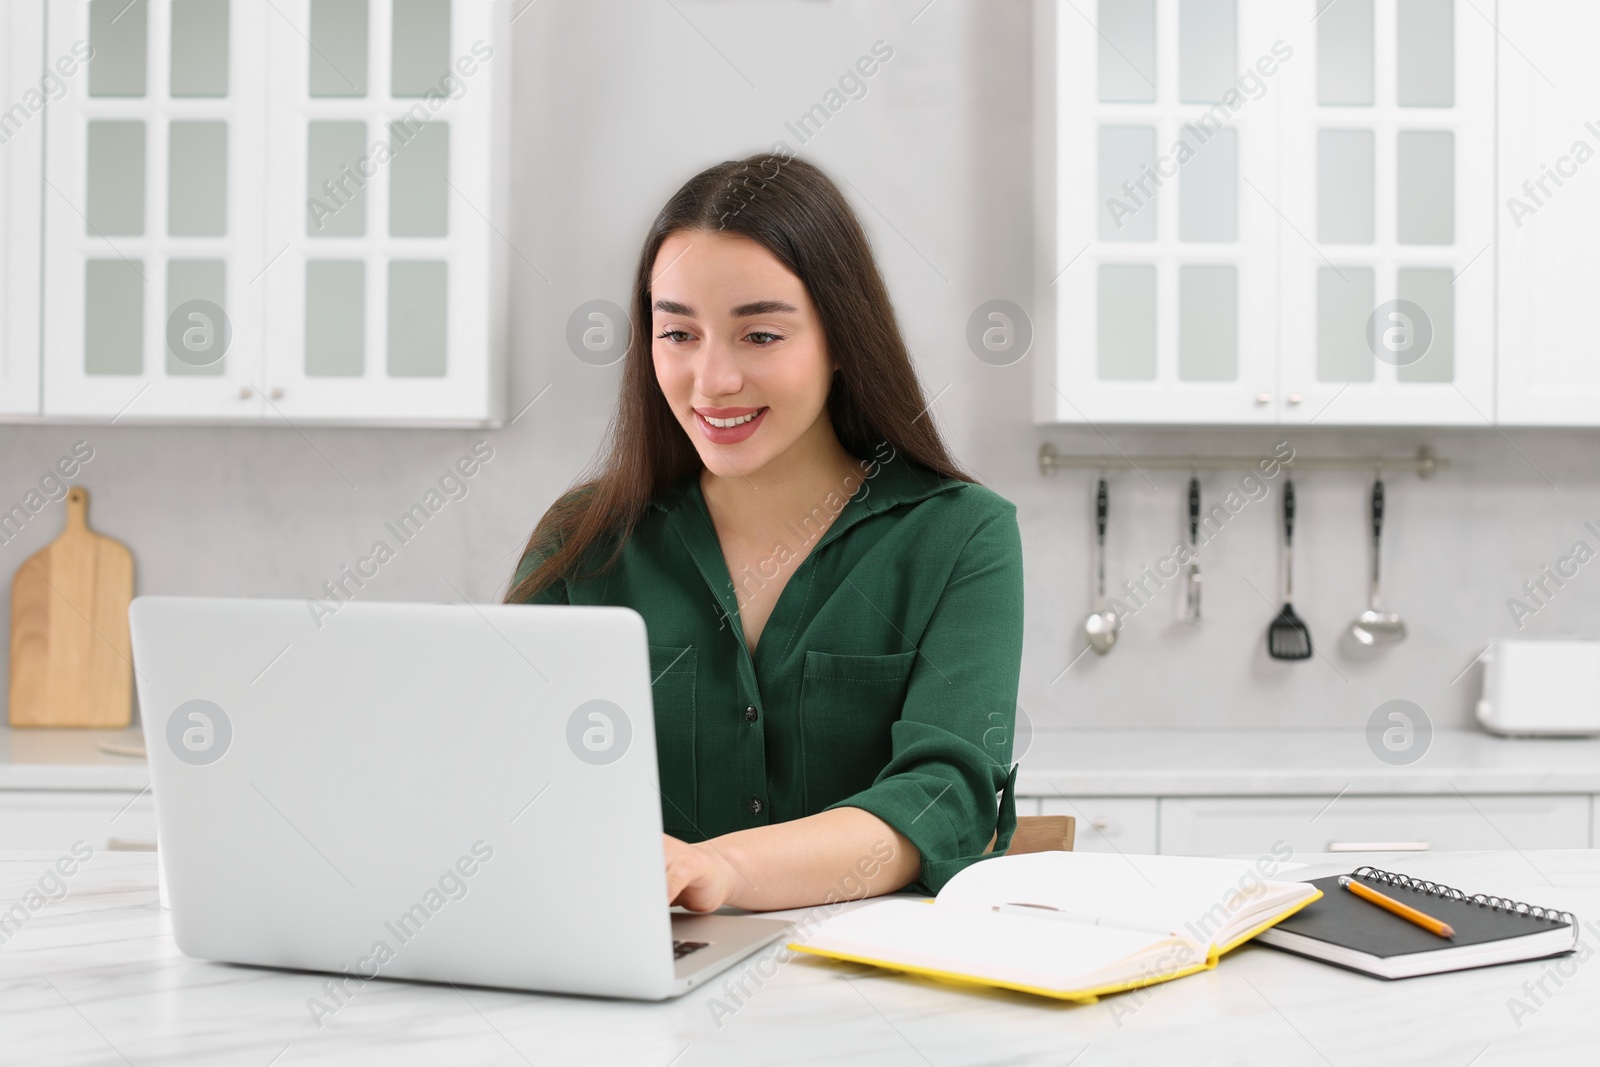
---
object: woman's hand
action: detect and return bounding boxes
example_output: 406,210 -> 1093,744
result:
661,811 -> 920,912
663,833 -> 741,912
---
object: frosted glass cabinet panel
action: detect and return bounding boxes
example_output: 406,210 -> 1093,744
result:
310,0 -> 371,97
1096,265 -> 1157,380
169,0 -> 230,97
1179,126 -> 1236,242
1,3 -> 47,416
1316,0 -> 1373,106
1316,129 -> 1374,243
38,0 -> 509,426
1178,264 -> 1237,380
1178,0 -> 1237,103
1395,0 -> 1453,107
1098,0 -> 1157,103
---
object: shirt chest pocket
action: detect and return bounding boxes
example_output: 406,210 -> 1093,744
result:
799,649 -> 919,811
648,644 -> 697,835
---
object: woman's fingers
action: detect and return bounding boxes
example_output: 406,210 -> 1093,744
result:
663,834 -> 693,904
662,834 -> 724,912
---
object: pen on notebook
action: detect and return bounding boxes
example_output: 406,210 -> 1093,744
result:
1339,875 -> 1455,939
990,903 -> 1179,937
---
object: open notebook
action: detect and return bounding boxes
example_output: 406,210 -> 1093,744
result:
788,852 -> 1323,1002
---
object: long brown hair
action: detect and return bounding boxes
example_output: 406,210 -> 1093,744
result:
504,152 -> 974,604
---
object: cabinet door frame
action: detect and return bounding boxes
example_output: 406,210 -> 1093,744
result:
1495,0 -> 1600,425
32,0 -> 508,428
259,0 -> 508,428
42,0 -> 269,422
1274,0 -> 1496,427
1,2 -> 47,418
1037,0 -> 1280,425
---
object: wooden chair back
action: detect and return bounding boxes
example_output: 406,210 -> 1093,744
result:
984,814 -> 1076,855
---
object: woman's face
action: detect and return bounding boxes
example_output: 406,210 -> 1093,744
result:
650,229 -> 835,480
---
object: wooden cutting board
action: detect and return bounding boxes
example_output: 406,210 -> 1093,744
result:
8,487 -> 134,727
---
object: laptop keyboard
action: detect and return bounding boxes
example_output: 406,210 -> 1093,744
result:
673,939 -> 710,960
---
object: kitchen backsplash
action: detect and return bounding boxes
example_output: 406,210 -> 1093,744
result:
2,0 -> 1596,732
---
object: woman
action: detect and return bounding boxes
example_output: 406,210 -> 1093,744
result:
505,153 -> 1023,912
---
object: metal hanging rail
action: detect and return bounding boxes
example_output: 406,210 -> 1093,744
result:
1038,444 -> 1448,479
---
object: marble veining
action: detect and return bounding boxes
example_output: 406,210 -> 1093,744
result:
3,850 -> 1598,1065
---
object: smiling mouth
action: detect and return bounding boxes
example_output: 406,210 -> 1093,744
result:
701,410 -> 763,428
693,406 -> 769,443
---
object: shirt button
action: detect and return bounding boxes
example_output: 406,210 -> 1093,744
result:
744,705 -> 759,723
748,796 -> 763,815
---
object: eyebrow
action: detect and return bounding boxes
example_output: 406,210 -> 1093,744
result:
653,299 -> 799,318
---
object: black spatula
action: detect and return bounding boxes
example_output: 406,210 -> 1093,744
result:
1268,478 -> 1312,660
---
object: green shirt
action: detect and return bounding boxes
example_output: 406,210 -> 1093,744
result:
511,448 -> 1024,894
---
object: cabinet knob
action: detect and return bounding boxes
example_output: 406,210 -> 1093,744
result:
1287,392 -> 1304,405
238,386 -> 253,399
270,387 -> 285,400
1255,392 -> 1271,404
1090,817 -> 1110,831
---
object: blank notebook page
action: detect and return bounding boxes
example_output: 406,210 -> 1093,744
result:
933,852 -> 1305,937
802,900 -> 1177,988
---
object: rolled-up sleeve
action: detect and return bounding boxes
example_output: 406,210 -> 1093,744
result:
823,506 -> 1025,894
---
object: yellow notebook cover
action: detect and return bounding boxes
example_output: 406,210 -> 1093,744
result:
785,852 -> 1324,1003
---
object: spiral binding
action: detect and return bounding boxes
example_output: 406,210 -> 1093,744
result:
1352,866 -> 1576,926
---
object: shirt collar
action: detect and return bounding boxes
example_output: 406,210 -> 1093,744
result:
654,447 -> 963,660
649,445 -> 961,542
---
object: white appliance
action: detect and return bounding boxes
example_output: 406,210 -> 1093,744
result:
130,596 -> 790,1000
1476,639 -> 1600,737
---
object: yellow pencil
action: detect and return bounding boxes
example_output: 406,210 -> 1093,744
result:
1340,875 -> 1455,939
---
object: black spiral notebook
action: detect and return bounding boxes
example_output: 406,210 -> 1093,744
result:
1255,866 -> 1579,979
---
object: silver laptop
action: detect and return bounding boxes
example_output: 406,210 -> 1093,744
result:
130,595 -> 790,1000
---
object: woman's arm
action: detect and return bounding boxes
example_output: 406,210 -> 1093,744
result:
663,807 -> 919,912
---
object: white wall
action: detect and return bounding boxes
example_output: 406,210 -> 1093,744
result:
2,0 -> 1597,733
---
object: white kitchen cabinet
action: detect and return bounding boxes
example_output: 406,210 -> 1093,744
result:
259,0 -> 509,425
1158,794 -> 1592,857
1495,0 -> 1600,425
1275,0 -> 1496,425
1,2 -> 46,417
42,0 -> 270,421
1033,0 -> 1281,425
27,0 -> 508,427
1034,0 -> 1495,426
1039,796 -> 1160,854
0,791 -> 158,852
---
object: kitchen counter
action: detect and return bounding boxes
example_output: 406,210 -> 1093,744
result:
6,726 -> 1600,797
3,849 -> 1596,1066
0,726 -> 146,791
1013,728 -> 1600,797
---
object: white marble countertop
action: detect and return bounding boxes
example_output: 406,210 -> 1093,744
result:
2,849 -> 1597,1066
8,726 -> 1600,798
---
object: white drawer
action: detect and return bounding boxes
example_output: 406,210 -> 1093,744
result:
1038,797 -> 1158,853
0,791 -> 158,852
1159,795 -> 1592,857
